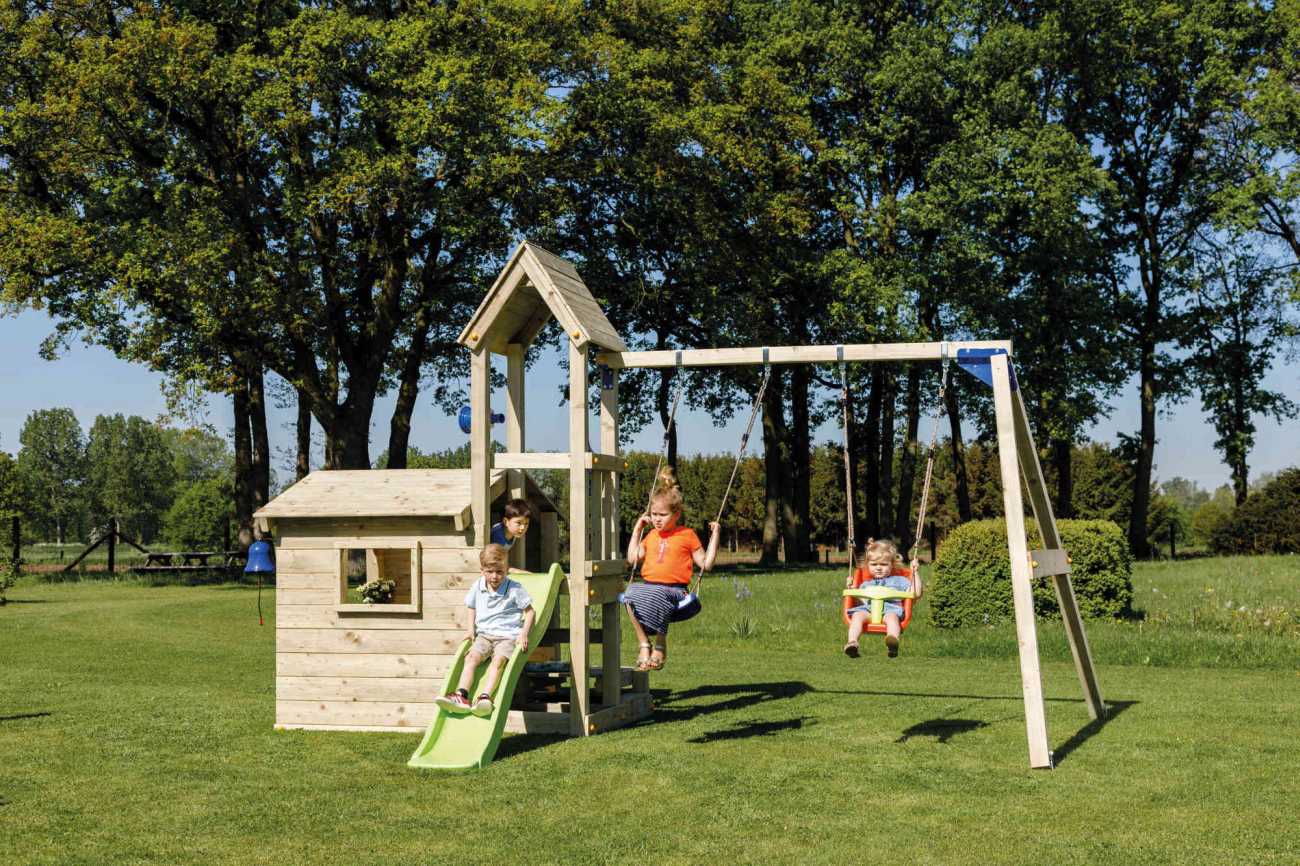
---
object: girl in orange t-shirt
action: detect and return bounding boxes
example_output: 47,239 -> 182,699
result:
623,467 -> 722,670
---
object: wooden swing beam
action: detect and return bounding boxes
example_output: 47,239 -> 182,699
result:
595,340 -> 1011,369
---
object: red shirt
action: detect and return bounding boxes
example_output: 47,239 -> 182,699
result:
640,525 -> 702,585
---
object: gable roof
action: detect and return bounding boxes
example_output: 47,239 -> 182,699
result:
254,469 -> 558,530
458,241 -> 627,353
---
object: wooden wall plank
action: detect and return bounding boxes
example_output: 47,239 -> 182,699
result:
277,628 -> 464,655
278,529 -> 470,549
276,700 -> 434,730
277,604 -> 469,630
277,676 -> 438,702
276,653 -> 451,679
276,588 -> 469,608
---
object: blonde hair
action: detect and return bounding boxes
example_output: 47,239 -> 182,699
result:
863,538 -> 903,570
479,543 -> 509,571
650,466 -> 684,514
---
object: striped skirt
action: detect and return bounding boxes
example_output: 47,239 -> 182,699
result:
623,581 -> 687,636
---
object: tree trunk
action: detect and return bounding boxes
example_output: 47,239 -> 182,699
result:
760,370 -> 786,566
945,383 -> 972,522
1130,333 -> 1157,558
233,381 -> 253,545
789,364 -> 812,562
878,367 -> 897,541
323,390 -> 379,470
386,314 -> 433,471
863,367 -> 882,538
295,387 -> 312,481
248,366 -> 271,509
1052,437 -> 1073,518
894,365 -> 921,544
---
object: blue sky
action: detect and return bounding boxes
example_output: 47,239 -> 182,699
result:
1,308 -> 1296,493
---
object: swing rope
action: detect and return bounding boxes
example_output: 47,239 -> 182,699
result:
838,348 -> 856,585
626,354 -> 687,587
686,357 -> 772,599
907,342 -> 951,586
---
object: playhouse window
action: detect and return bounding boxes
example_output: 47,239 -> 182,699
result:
334,541 -> 423,614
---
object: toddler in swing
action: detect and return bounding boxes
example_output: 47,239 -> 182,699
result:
623,467 -> 722,671
844,538 -> 917,659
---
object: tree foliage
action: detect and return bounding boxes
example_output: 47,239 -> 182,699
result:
16,408 -> 85,544
85,415 -> 177,543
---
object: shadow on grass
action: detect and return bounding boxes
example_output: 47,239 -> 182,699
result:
493,732 -> 567,763
0,711 -> 52,723
689,715 -> 815,743
815,688 -> 1103,704
1052,699 -> 1138,766
0,599 -> 53,604
652,681 -> 814,725
897,718 -> 988,744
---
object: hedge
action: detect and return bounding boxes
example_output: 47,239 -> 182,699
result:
1210,468 -> 1300,555
929,518 -> 1133,628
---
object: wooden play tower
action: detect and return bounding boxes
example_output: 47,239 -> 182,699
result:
458,242 -> 649,737
458,241 -> 1104,768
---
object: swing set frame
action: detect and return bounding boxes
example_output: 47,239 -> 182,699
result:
459,241 -> 1103,768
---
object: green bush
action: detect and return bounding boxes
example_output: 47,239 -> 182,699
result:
929,518 -> 1133,628
1189,496 -> 1234,548
1210,468 -> 1300,555
163,477 -> 234,551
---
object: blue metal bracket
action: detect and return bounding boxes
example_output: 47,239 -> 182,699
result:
600,364 -> 614,390
955,348 -> 1018,391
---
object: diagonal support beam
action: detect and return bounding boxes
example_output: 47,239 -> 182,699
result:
1010,386 -> 1106,722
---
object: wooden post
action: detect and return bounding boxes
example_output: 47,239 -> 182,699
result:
568,339 -> 591,735
1010,389 -> 1105,721
600,365 -> 621,709
929,521 -> 937,561
470,349 -> 492,547
107,518 -> 117,575
989,355 -> 1052,769
506,343 -> 527,572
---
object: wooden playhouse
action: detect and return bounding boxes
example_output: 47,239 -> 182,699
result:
257,241 -> 653,737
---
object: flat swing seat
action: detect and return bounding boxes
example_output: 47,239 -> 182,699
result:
841,567 -> 915,633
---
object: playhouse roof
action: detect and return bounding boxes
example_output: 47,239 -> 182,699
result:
254,469 -> 556,529
458,241 -> 627,353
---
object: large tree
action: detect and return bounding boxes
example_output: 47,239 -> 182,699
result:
1183,237 -> 1298,503
0,1 -> 566,474
1061,0 -> 1267,555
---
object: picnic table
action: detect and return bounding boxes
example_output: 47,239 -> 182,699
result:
133,550 -> 247,573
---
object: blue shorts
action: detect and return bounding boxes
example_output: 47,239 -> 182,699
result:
847,575 -> 912,620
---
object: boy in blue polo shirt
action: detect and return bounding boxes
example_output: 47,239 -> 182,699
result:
434,544 -> 534,716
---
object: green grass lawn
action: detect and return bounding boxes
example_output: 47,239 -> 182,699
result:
2,556 -> 1298,865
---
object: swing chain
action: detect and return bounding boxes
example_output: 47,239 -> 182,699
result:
908,341 -> 949,582
839,357 -> 856,585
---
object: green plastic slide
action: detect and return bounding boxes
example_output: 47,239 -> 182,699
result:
408,563 -> 566,771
